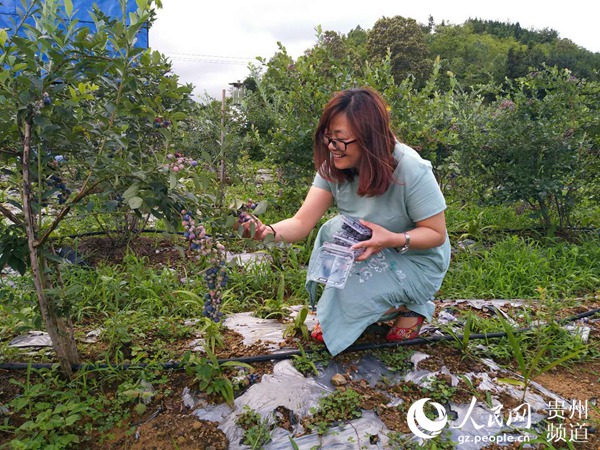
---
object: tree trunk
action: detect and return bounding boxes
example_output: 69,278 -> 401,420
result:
21,122 -> 80,377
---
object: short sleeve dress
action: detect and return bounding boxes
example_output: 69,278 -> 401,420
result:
305,141 -> 451,355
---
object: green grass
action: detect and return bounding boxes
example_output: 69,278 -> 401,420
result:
0,364 -> 169,449
60,253 -> 205,322
441,235 -> 600,299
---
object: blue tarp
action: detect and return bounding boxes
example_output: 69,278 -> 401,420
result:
0,0 -> 149,48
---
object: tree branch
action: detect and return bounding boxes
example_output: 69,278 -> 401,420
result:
0,147 -> 20,156
0,203 -> 24,227
33,181 -> 101,248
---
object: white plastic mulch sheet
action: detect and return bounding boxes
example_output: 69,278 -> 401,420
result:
8,331 -> 52,347
222,306 -> 318,350
193,359 -> 394,449
189,351 -> 561,449
185,300 -> 589,449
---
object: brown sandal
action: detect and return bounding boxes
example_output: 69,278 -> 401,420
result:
386,311 -> 424,342
310,322 -> 324,343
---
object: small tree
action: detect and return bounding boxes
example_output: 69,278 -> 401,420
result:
0,0 -> 196,376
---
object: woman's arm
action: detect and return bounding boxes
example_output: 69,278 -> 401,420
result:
241,186 -> 333,243
353,211 -> 447,261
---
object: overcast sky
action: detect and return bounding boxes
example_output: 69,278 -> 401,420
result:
149,1 -> 600,101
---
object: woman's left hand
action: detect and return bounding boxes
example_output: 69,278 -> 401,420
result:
351,219 -> 399,261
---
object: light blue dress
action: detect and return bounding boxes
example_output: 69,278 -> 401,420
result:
305,142 -> 451,355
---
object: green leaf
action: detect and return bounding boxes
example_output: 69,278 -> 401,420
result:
123,184 -> 139,200
229,199 -> 245,210
498,315 -> 526,373
289,436 -> 301,450
0,29 -> 8,46
496,377 -> 525,387
225,215 -> 236,228
169,171 -> 177,190
170,111 -> 187,121
128,196 -> 143,209
64,413 -> 80,426
64,0 -> 73,16
253,200 -> 268,215
220,361 -> 253,371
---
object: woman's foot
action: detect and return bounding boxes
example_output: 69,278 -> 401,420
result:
310,322 -> 324,343
386,312 -> 425,342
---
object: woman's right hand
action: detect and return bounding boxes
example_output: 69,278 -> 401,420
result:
234,212 -> 268,240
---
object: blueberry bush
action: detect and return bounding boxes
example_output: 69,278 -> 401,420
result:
0,0 -> 201,375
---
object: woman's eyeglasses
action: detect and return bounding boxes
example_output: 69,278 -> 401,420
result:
322,135 -> 357,152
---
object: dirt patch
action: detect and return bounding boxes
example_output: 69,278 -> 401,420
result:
418,341 -> 488,374
66,234 -> 188,268
534,360 -> 600,421
349,378 -> 392,410
119,416 -> 228,450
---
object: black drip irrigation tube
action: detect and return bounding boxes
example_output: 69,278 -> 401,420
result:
1,307 -> 598,372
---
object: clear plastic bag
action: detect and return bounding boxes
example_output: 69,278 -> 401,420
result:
307,243 -> 355,289
308,216 -> 374,289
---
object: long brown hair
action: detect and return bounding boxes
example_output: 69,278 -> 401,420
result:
314,87 -> 397,196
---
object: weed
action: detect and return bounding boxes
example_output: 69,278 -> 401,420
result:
375,346 -> 415,373
304,342 -> 333,367
0,365 -> 162,448
523,420 -> 579,449
388,429 -> 457,449
182,349 -> 253,407
455,210 -> 498,242
443,234 -> 600,299
291,343 -> 318,376
198,317 -> 226,352
305,388 -> 362,435
235,405 -> 273,448
420,374 -> 457,405
283,306 -> 310,340
443,313 -> 477,361
496,314 -> 588,402
254,273 -> 290,320
117,378 -> 157,416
